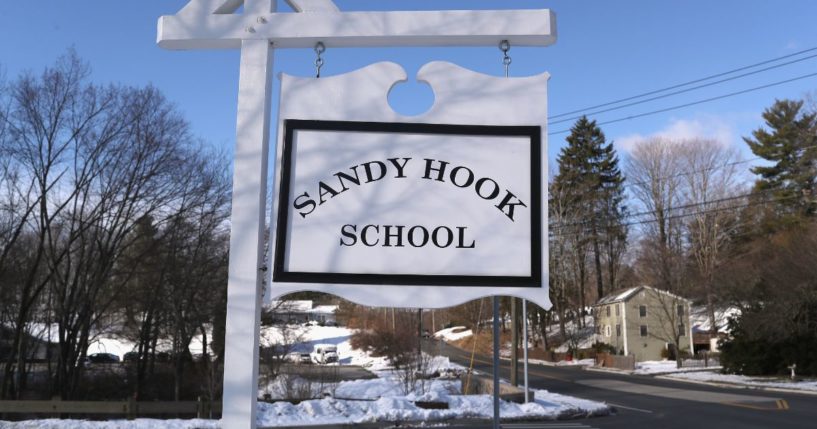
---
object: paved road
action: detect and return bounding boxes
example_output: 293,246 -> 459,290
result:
426,339 -> 817,429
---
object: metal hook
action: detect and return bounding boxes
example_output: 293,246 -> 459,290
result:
499,40 -> 512,77
314,42 -> 326,78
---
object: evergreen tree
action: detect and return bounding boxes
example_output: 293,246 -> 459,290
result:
745,99 -> 817,218
553,116 -> 627,301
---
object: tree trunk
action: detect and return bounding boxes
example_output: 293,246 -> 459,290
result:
558,307 -> 566,343
592,223 -> 604,300
706,282 -> 718,337
578,256 -> 587,329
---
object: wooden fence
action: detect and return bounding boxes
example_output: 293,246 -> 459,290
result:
596,353 -> 635,371
0,397 -> 221,420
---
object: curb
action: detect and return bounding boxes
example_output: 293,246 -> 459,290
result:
655,374 -> 817,396
582,366 -> 633,375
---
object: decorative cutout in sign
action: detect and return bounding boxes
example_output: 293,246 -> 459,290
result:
268,61 -> 551,309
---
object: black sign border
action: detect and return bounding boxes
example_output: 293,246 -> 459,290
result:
273,119 -> 542,287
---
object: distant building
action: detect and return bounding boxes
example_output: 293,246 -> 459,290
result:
594,286 -> 693,362
690,306 -> 741,353
267,300 -> 338,324
0,324 -> 58,362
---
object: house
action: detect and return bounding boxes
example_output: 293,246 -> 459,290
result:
594,286 -> 693,362
267,300 -> 338,325
0,324 -> 59,362
689,305 -> 741,353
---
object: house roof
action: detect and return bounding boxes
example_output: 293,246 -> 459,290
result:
595,285 -> 690,306
268,300 -> 313,312
596,287 -> 641,305
310,305 -> 339,314
690,306 -> 741,333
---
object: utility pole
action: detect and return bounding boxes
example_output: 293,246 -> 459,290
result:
417,308 -> 423,358
511,298 -> 519,386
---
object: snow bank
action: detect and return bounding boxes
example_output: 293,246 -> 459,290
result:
667,371 -> 817,392
4,323 -> 611,428
256,388 -> 609,427
633,360 -> 721,375
0,419 -> 220,429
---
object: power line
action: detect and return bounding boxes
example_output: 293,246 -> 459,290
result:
549,45 -> 817,120
549,192 -> 799,237
549,53 -> 817,126
550,188 -> 773,232
623,143 -> 817,189
548,71 -> 817,136
548,144 -> 817,222
549,146 -> 817,195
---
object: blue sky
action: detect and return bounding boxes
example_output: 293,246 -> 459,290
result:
1,1 -> 816,168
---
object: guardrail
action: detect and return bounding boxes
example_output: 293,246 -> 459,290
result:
0,397 -> 221,420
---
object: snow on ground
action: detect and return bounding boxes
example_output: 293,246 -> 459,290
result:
666,371 -> 817,392
433,326 -> 473,341
633,360 -> 721,375
24,323 -> 215,360
518,355 -> 607,368
689,305 -> 741,334
3,324 -> 610,428
0,419 -> 220,429
256,387 -> 610,427
547,316 -> 596,353
254,324 -> 609,426
553,334 -> 596,353
260,324 -> 390,370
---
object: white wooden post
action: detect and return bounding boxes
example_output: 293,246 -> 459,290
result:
222,3 -> 276,428
221,37 -> 273,429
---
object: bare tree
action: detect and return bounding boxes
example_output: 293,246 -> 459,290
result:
549,179 -> 586,339
648,289 -> 691,367
0,51 -> 227,400
677,139 -> 744,336
627,138 -> 687,294
0,52 -> 122,399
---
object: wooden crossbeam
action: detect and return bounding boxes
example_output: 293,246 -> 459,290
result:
158,9 -> 556,50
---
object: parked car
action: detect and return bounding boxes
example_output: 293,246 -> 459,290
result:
287,352 -> 312,364
324,320 -> 338,327
310,344 -> 338,364
77,356 -> 91,368
122,351 -> 140,362
87,352 -> 120,364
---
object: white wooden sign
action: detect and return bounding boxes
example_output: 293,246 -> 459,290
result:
275,121 -> 541,283
158,1 -> 556,428
268,61 -> 551,309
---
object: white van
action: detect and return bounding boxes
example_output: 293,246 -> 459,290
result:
311,344 -> 339,364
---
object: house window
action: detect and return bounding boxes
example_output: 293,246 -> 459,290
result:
615,304 -> 620,316
677,304 -> 684,317
639,305 -> 647,317
678,324 -> 685,336
640,325 -> 648,337
606,306 -> 611,317
616,324 -> 621,337
605,325 -> 611,337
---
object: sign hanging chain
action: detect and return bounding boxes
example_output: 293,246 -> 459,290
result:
500,40 -> 512,78
314,42 -> 326,78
